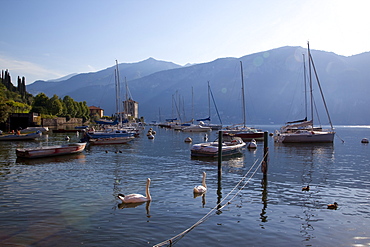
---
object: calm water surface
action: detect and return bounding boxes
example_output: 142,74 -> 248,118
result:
0,126 -> 369,246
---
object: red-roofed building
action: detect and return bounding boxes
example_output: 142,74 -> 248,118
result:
89,106 -> 104,118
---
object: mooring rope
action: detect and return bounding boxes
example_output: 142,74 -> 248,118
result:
153,153 -> 268,247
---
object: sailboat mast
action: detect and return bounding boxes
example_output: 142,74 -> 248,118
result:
303,54 -> 308,120
124,77 -> 128,121
115,60 -> 122,127
207,81 -> 211,119
307,42 -> 314,130
240,61 -> 246,128
192,87 -> 194,123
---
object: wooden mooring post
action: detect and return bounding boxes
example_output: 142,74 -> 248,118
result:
262,131 -> 268,176
217,130 -> 223,180
217,131 -> 223,207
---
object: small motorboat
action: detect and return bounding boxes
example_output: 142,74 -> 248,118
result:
191,135 -> 246,158
16,142 -> 87,159
0,131 -> 42,141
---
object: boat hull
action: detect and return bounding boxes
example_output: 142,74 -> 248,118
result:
274,131 -> 335,143
190,139 -> 246,158
0,132 -> 42,141
16,143 -> 86,158
88,136 -> 135,145
222,130 -> 264,141
182,125 -> 212,132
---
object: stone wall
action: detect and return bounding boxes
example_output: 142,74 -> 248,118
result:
42,117 -> 83,127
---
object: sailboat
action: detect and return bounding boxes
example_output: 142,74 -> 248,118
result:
274,42 -> 335,143
82,60 -> 136,144
196,81 -> 223,130
222,61 -> 264,141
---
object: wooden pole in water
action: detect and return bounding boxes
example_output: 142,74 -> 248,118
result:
218,130 -> 223,179
217,130 -> 223,208
262,131 -> 268,176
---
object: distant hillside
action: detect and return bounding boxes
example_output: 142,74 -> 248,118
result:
27,47 -> 370,125
28,58 -> 182,98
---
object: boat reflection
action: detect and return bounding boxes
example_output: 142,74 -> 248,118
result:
274,142 -> 334,242
191,154 -> 245,167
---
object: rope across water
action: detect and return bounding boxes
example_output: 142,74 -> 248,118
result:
153,153 -> 268,247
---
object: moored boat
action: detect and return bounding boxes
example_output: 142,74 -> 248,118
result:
16,142 -> 86,158
0,131 -> 42,141
182,122 -> 212,132
20,127 -> 49,134
88,136 -> 135,145
190,135 -> 246,158
274,42 -> 335,143
223,126 -> 264,141
220,61 -> 264,141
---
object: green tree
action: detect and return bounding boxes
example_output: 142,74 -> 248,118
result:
48,95 -> 63,116
63,95 -> 76,118
0,97 -> 12,123
31,93 -> 49,114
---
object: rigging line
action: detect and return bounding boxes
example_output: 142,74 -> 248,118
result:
335,133 -> 345,143
309,53 -> 334,130
153,155 -> 267,247
98,73 -> 114,108
209,83 -> 223,125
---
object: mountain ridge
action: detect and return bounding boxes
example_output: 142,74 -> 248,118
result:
27,46 -> 370,125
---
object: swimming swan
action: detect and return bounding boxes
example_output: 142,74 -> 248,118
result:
118,178 -> 152,203
193,172 -> 207,194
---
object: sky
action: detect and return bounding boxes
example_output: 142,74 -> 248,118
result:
1,0 -> 370,84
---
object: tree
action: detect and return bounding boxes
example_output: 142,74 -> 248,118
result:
0,97 -> 12,123
48,95 -> 63,116
31,93 -> 49,114
63,95 -> 77,118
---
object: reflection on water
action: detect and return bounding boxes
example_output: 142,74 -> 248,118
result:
118,201 -> 151,217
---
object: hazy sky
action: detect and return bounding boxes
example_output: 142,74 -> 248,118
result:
1,0 -> 370,84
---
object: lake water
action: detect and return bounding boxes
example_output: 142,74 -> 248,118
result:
0,125 -> 369,247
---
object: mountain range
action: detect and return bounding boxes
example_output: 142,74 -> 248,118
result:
27,46 -> 370,125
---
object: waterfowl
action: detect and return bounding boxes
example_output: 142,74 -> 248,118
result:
302,185 -> 310,191
247,139 -> 257,149
184,137 -> 192,142
65,136 -> 70,140
118,178 -> 152,203
327,202 -> 338,209
194,172 -> 207,194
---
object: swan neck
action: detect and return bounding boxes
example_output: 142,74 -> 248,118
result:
146,179 -> 151,200
202,173 -> 207,187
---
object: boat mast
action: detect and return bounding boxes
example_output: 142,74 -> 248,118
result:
303,54 -> 308,121
192,86 -> 194,123
240,61 -> 246,128
307,42 -> 314,130
207,81 -> 211,120
115,60 -> 122,127
124,76 -> 128,122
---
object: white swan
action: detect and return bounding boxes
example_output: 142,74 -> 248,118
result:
193,172 -> 207,194
118,178 -> 152,203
